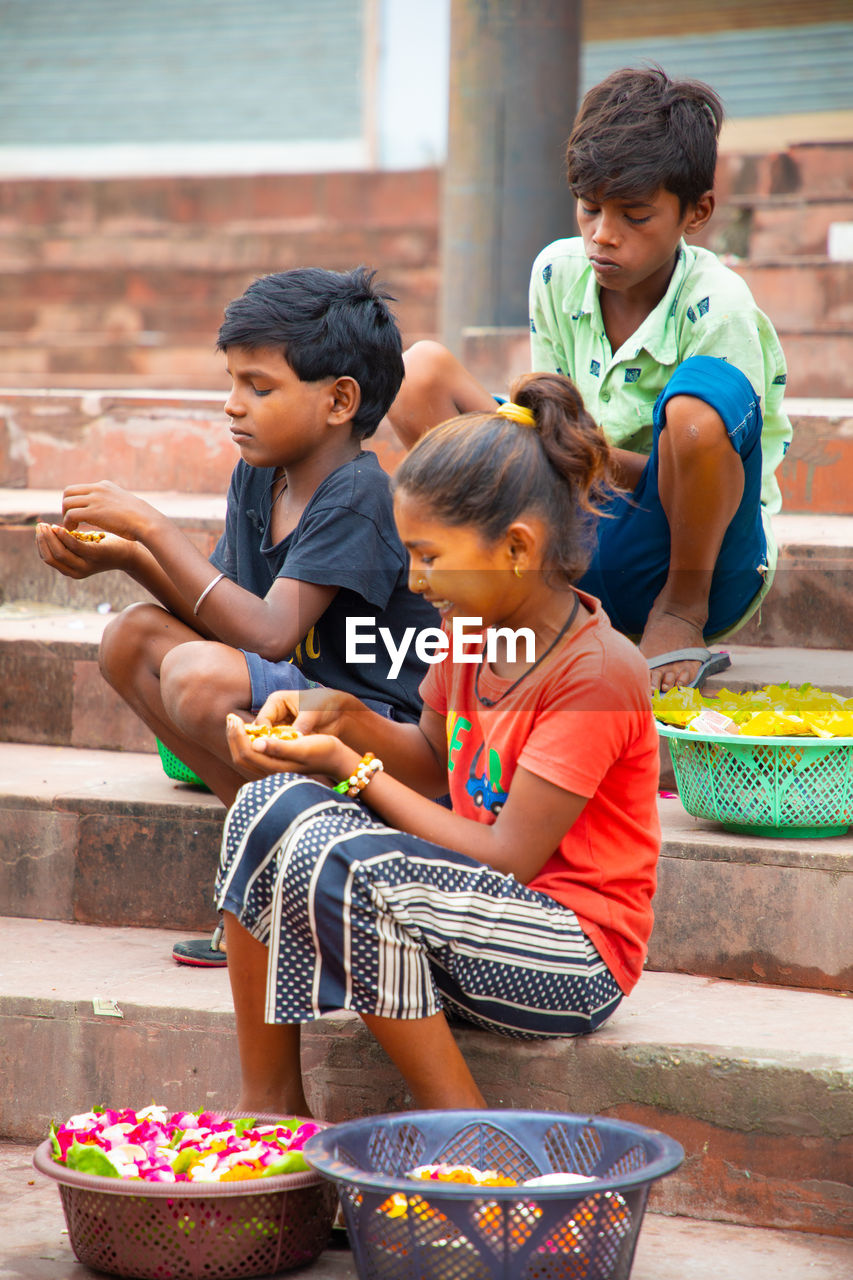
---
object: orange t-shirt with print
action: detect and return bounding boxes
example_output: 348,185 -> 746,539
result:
419,590 -> 661,994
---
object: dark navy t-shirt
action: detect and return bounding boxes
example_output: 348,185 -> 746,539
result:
210,452 -> 437,722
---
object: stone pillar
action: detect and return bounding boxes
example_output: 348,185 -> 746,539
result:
441,0 -> 581,353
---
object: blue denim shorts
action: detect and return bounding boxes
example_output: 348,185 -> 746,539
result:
242,651 -> 394,720
575,355 -> 768,639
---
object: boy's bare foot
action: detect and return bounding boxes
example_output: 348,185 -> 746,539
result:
639,608 -> 709,692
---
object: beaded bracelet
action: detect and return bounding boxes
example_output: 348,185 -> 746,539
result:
333,752 -> 384,798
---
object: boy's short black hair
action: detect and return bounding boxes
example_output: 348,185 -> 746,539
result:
566,65 -> 724,211
217,266 -> 404,438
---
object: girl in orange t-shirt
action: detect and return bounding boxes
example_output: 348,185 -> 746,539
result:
220,371 -> 660,1114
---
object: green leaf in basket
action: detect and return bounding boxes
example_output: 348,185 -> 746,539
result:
65,1139 -> 120,1178
233,1116 -> 258,1138
49,1124 -> 61,1159
172,1148 -> 198,1175
261,1152 -> 309,1177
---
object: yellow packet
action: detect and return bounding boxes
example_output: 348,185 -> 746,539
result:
738,707 -> 816,737
651,686 -> 705,727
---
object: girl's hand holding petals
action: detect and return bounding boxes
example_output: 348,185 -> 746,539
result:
225,713 -> 345,781
250,690 -> 300,731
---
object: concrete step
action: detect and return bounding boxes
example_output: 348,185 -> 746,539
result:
1,742 -> 849,992
6,1142 -> 852,1280
0,225 -> 438,275
736,512 -> 853,651
779,397 -> 853,515
462,318 -> 853,410
650,797 -> 852,992
0,261 -> 438,355
0,169 -> 440,237
782,140 -> 853,199
2,604 -> 852,754
2,916 -> 851,1235
695,196 -> 853,261
0,386 -> 845,513
774,330 -> 853,399
0,388 -> 406,492
5,495 -> 849,649
0,331 -> 237,390
0,489 -> 224,612
0,604 -> 156,753
0,745 -> 224,932
715,141 -> 853,204
731,259 -> 853,333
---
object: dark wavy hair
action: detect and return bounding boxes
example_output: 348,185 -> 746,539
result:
217,266 -> 404,438
566,65 -> 724,211
393,372 -> 615,582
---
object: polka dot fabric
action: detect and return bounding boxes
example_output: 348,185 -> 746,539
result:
216,776 -> 622,1039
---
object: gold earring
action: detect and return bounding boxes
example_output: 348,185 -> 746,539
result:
514,565 -> 523,579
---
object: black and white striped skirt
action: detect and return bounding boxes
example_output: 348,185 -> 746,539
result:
215,775 -> 622,1040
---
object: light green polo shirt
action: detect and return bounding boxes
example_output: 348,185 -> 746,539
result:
529,237 -> 792,582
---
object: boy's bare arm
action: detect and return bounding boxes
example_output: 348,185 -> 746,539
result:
59,480 -> 336,655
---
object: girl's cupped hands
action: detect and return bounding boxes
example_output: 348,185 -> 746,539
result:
225,712 -> 354,783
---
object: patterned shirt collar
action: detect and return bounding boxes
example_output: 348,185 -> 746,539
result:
566,241 -> 691,363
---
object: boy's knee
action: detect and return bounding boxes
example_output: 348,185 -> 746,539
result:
99,603 -> 169,684
657,356 -> 760,461
660,395 -> 740,466
161,641 -> 250,732
403,340 -> 455,394
658,396 -> 746,514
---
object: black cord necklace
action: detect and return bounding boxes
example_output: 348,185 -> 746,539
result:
474,592 -> 581,707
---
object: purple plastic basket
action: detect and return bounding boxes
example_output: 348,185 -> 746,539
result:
303,1110 -> 683,1280
33,1114 -> 337,1280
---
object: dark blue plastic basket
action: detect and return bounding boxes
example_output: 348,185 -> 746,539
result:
303,1110 -> 683,1280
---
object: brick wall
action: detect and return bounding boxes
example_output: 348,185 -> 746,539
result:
0,169 -> 440,390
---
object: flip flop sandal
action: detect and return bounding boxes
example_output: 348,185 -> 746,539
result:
647,647 -> 731,690
172,919 -> 226,967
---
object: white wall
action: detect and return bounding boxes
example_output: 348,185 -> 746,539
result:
376,0 -> 450,168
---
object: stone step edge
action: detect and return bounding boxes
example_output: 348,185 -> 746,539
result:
0,739 -> 850,867
2,388 -> 852,417
2,917 -> 851,1236
2,607 -> 851,691
3,918 -> 850,1136
0,253 -> 849,276
1,385 -> 850,408
2,491 -> 852,544
0,742 -> 850,994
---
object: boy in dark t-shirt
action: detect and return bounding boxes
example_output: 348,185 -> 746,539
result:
213,447 -> 431,720
36,266 -> 436,961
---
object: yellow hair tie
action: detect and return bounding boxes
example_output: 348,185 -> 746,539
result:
495,401 -> 536,427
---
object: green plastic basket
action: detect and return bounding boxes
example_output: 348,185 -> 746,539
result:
657,725 -> 853,838
155,739 -> 211,791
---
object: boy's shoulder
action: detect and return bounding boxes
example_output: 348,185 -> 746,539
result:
674,244 -> 784,353
305,450 -> 392,516
679,243 -> 756,305
530,237 -> 589,291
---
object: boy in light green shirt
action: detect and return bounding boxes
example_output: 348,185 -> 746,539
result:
387,66 -> 792,693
